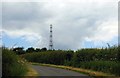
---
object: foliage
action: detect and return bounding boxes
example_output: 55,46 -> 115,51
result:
2,48 -> 28,76
13,47 -> 47,54
35,48 -> 41,52
23,50 -> 74,65
26,47 -> 35,53
41,47 -> 47,51
75,47 -> 118,62
22,46 -> 120,76
13,47 -> 25,55
118,45 -> 120,61
79,61 -> 120,76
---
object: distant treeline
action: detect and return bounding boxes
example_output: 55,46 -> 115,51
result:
12,47 -> 47,54
22,45 -> 120,76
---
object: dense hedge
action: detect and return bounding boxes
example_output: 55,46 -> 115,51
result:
75,47 -> 118,62
23,50 -> 74,65
22,46 -> 120,76
2,49 -> 28,76
79,61 -> 120,76
71,46 -> 120,76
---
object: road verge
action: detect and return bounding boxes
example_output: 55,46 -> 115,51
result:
24,64 -> 39,76
30,62 -> 120,78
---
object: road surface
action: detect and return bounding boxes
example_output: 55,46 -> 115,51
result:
31,65 -> 91,77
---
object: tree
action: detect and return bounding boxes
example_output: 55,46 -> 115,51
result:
26,47 -> 35,53
41,47 -> 47,51
12,47 -> 25,55
35,48 -> 41,52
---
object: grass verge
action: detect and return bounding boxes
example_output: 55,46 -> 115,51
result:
30,62 -> 120,78
25,65 -> 39,76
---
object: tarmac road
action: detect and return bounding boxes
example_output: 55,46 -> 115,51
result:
31,65 -> 91,77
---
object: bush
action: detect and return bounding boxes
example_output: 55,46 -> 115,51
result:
22,46 -> 119,76
23,50 -> 74,65
75,47 -> 118,62
2,49 -> 28,76
79,61 -> 120,76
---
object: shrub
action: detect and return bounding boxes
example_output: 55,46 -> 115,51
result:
23,50 -> 74,65
79,61 -> 120,76
22,46 -> 119,76
2,49 -> 28,76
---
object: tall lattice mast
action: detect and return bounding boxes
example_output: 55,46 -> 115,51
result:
49,24 -> 53,50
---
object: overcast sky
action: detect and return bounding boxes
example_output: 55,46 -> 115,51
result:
1,0 -> 119,50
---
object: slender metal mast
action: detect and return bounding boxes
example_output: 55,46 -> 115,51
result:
49,24 -> 53,50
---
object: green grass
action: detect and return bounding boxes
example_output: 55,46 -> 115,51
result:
25,64 -> 39,76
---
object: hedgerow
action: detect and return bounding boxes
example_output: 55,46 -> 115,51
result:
22,46 -> 120,76
2,48 -> 28,76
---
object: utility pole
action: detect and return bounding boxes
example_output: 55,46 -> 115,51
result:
49,24 -> 53,50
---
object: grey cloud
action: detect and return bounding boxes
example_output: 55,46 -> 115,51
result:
2,2 -> 52,30
2,2 -> 118,49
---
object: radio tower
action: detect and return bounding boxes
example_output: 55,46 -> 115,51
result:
49,24 -> 53,50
